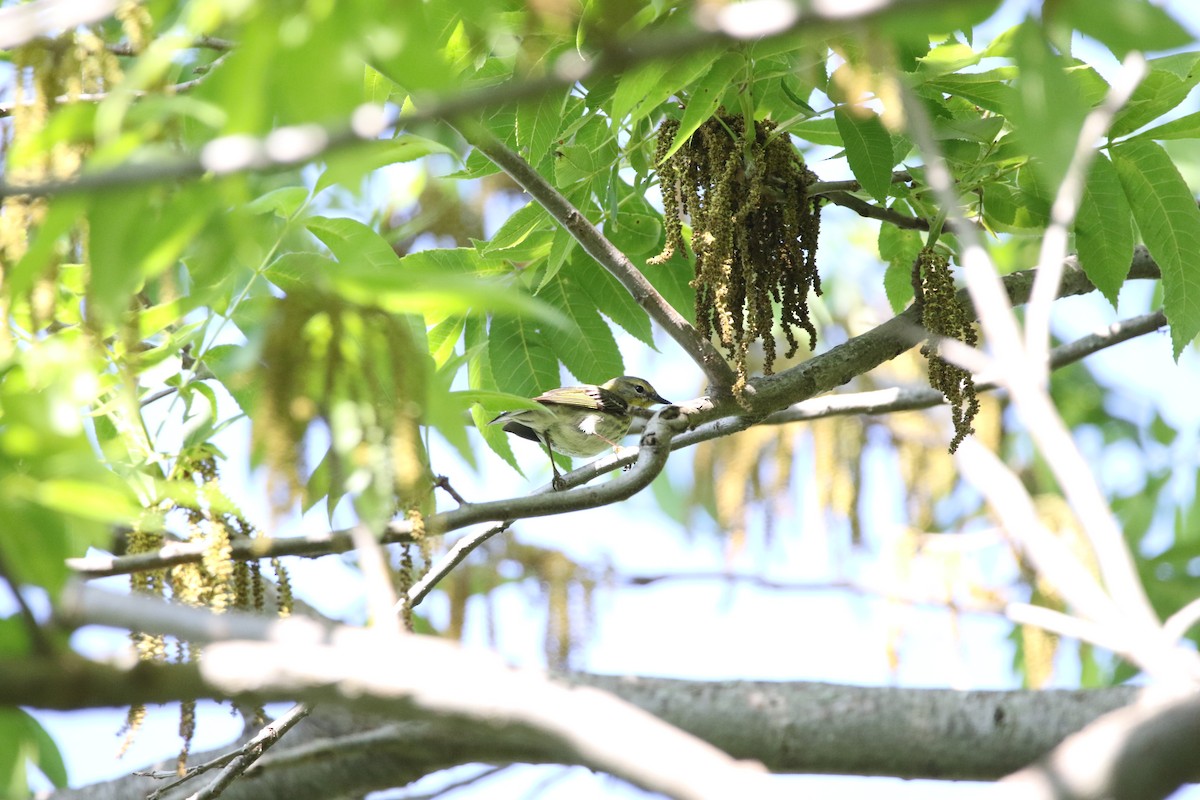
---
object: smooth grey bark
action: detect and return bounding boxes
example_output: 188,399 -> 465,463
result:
42,676 -> 1143,799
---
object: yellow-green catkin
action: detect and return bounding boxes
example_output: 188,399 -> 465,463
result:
915,247 -> 979,452
650,114 -> 822,396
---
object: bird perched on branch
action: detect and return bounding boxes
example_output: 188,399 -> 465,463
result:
490,376 -> 671,490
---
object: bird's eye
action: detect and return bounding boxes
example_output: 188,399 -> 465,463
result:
635,385 -> 646,393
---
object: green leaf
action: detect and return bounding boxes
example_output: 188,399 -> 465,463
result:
307,215 -> 400,271
87,186 -> 212,326
915,41 -> 982,77
612,51 -> 715,125
454,390 -> 543,413
663,52 -> 744,163
516,89 -> 567,169
1073,154 -> 1134,308
922,68 -> 1017,112
788,118 -> 843,147
834,108 -> 895,203
32,480 -> 139,523
561,254 -> 655,348
465,317 -> 521,471
301,221 -> 567,324
1110,53 -> 1200,138
1132,110 -> 1200,142
644,253 -> 697,327
1052,0 -> 1192,59
245,186 -> 310,218
612,60 -> 672,122
202,343 -> 261,416
607,211 -> 663,258
483,202 -> 552,254
315,135 -> 458,194
487,314 -> 559,398
0,708 -> 68,794
555,143 -> 601,187
1112,139 -> 1200,358
538,276 -> 624,383
1003,20 -> 1089,194
878,222 -> 923,313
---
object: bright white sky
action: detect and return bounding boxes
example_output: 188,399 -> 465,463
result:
19,0 -> 1200,798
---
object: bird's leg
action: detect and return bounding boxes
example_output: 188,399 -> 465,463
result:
541,434 -> 567,491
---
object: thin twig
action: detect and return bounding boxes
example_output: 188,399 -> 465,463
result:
823,191 -> 932,230
808,171 -> 913,196
405,522 -> 510,610
185,703 -> 312,800
0,546 -> 54,656
433,475 -> 469,505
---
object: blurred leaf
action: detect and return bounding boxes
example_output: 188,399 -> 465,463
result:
0,708 -> 67,795
245,186 -> 310,218
1051,0 -> 1192,59
1003,20 -> 1089,194
315,136 -> 458,194
1112,139 -> 1200,359
87,186 -> 212,326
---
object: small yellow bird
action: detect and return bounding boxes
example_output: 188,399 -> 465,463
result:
490,376 -> 671,489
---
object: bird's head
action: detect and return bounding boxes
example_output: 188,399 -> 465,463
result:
600,376 -> 671,409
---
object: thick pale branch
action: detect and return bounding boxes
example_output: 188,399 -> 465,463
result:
1002,688 -> 1200,800
18,642 -> 1149,794
51,587 -> 769,800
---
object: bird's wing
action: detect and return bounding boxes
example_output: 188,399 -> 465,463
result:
535,385 -> 627,414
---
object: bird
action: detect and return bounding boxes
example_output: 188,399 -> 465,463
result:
490,376 -> 671,490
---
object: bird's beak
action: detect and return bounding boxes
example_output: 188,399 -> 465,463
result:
651,391 -> 671,405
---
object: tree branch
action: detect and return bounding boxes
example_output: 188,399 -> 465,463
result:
51,586 -> 771,800
1002,688 -> 1200,800
730,247 -> 1162,418
66,272 -> 1167,583
823,191 -> 933,229
16,620 -> 1153,795
457,124 -> 736,390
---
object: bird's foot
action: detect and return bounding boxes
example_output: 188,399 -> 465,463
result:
551,474 -> 568,491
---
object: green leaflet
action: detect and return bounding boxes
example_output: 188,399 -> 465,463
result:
662,53 -> 744,163
538,276 -> 624,384
834,108 -> 895,204
487,313 -> 559,398
1112,140 -> 1200,359
1073,154 -> 1134,308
